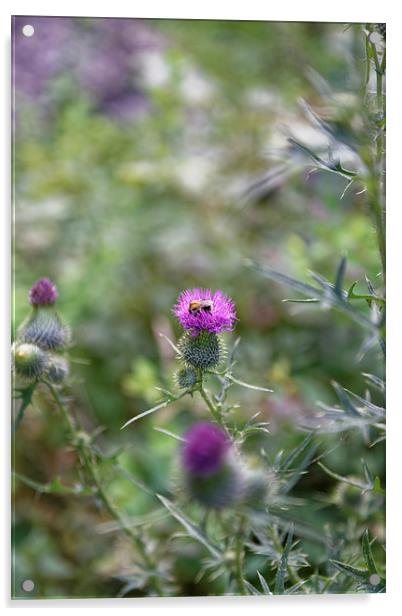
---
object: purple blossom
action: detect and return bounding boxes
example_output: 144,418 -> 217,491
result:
173,288 -> 236,335
12,16 -> 164,120
182,422 -> 230,476
28,277 -> 58,306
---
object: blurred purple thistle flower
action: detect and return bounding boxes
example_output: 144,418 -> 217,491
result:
12,16 -> 164,120
182,422 -> 230,476
28,277 -> 58,306
173,288 -> 236,335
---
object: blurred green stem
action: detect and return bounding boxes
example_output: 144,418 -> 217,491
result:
365,26 -> 386,283
198,371 -> 223,426
45,381 -> 164,596
234,514 -> 248,595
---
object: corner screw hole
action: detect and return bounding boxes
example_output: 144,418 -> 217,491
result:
22,25 -> 35,37
21,579 -> 35,592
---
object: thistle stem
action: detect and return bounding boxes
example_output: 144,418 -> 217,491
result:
44,381 -> 164,596
364,27 -> 386,284
197,371 -> 224,426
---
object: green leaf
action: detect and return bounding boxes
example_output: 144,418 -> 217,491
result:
361,459 -> 374,485
274,525 -> 294,594
287,137 -> 357,179
12,382 -> 37,432
121,400 -> 171,429
243,580 -> 262,595
153,427 -> 184,441
111,463 -> 155,497
158,332 -> 182,357
317,462 -> 368,492
362,529 -> 377,575
334,257 -> 347,297
347,282 -> 385,306
282,298 -> 319,304
226,374 -> 273,393
282,442 -> 318,493
330,560 -> 368,581
251,261 -> 321,297
342,388 -> 385,417
257,570 -> 272,595
121,392 -> 187,429
157,495 -> 222,559
372,476 -> 385,495
362,373 -> 385,394
281,432 -> 315,472
251,262 -> 377,333
285,579 -> 307,594
331,382 -> 361,417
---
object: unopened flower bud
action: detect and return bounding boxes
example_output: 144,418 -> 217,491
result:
175,367 -> 198,389
180,422 -> 243,509
178,331 -> 222,370
12,343 -> 49,380
18,306 -> 70,351
46,355 -> 69,384
18,278 -> 70,351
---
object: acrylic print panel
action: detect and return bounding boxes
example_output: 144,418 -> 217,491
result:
12,16 -> 386,599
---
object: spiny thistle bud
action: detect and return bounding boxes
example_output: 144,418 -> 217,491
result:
18,307 -> 71,351
19,278 -> 69,351
178,331 -> 222,370
174,366 -> 198,389
46,355 -> 70,384
180,422 -> 244,509
12,342 -> 49,380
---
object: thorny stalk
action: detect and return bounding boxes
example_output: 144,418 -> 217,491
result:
364,25 -> 386,282
44,380 -> 164,596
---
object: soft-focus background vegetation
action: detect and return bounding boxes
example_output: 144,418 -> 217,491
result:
12,17 -> 384,598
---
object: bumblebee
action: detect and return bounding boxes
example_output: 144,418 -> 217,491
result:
188,299 -> 213,314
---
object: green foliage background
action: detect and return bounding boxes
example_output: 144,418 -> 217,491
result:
12,18 -> 385,598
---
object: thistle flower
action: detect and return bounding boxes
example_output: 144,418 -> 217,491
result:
173,288 -> 236,336
182,422 -> 230,475
18,278 -> 70,351
180,422 -> 244,509
28,277 -> 58,306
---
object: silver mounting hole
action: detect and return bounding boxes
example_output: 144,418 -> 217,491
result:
22,25 -> 35,37
21,579 -> 35,592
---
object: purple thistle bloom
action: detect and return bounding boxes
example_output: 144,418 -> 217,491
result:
173,288 -> 236,335
28,277 -> 58,306
182,422 -> 230,476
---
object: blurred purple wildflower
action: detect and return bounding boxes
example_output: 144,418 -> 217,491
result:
28,277 -> 58,306
182,422 -> 230,476
12,16 -> 163,120
173,288 -> 236,335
